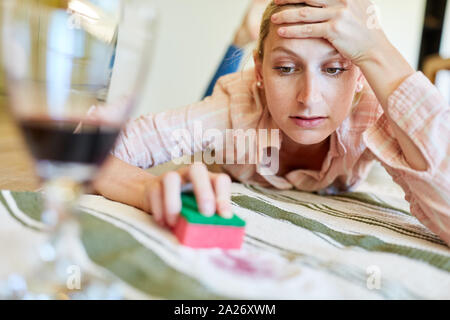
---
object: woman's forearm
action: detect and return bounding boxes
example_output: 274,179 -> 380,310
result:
92,155 -> 156,211
358,38 -> 428,171
358,36 -> 415,108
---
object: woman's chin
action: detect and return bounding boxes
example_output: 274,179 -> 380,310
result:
288,129 -> 330,146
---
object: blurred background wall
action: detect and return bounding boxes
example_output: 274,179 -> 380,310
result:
127,0 -> 249,117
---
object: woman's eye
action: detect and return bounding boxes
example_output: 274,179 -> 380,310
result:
274,66 -> 296,75
325,67 -> 344,76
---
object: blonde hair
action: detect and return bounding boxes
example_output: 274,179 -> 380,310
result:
255,1 -> 363,109
257,1 -> 307,60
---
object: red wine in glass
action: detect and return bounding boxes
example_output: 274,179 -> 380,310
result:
20,119 -> 120,165
19,118 -> 121,183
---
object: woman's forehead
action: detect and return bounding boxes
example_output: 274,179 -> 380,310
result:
265,25 -> 343,60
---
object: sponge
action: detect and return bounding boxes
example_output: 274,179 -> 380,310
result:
172,192 -> 246,249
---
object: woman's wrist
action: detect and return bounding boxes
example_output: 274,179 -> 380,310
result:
356,38 -> 428,171
357,36 -> 415,108
93,156 -> 156,212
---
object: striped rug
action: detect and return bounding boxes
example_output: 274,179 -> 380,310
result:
0,183 -> 449,299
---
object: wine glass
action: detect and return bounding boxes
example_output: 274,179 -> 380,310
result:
0,0 -> 157,299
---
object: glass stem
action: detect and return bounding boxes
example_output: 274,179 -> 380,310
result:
33,178 -> 85,297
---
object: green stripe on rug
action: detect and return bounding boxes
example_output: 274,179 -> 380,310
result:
320,204 -> 444,245
11,191 -> 44,222
0,192 -> 42,232
247,185 -> 444,245
231,195 -> 450,273
330,192 -> 411,216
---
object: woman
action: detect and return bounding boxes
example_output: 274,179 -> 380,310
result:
93,0 -> 450,245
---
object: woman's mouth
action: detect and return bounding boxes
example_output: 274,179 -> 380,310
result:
290,116 -> 327,128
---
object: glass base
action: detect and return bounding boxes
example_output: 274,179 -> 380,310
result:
36,161 -> 97,184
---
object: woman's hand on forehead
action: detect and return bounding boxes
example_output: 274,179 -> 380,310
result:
270,0 -> 390,66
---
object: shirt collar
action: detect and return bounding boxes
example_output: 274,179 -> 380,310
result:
332,127 -> 347,158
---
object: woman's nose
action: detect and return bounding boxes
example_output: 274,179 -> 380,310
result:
296,73 -> 322,107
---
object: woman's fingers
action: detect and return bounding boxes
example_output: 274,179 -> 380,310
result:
278,22 -> 329,39
145,164 -> 234,228
177,163 -> 233,219
161,171 -> 182,227
184,163 -> 217,217
148,180 -> 165,227
211,173 -> 233,219
272,6 -> 338,24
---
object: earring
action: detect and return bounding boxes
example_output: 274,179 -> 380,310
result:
356,83 -> 363,92
257,81 -> 263,88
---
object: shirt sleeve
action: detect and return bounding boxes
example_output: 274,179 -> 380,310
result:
112,78 -> 232,169
363,71 -> 450,245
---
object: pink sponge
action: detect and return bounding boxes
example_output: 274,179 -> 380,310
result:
172,192 -> 246,249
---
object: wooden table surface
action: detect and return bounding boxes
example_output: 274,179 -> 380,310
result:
0,94 -> 40,191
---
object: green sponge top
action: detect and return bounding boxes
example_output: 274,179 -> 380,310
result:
180,192 -> 245,227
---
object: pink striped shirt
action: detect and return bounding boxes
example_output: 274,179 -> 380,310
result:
112,69 -> 450,245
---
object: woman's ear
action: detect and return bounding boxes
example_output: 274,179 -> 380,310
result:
253,50 -> 264,89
